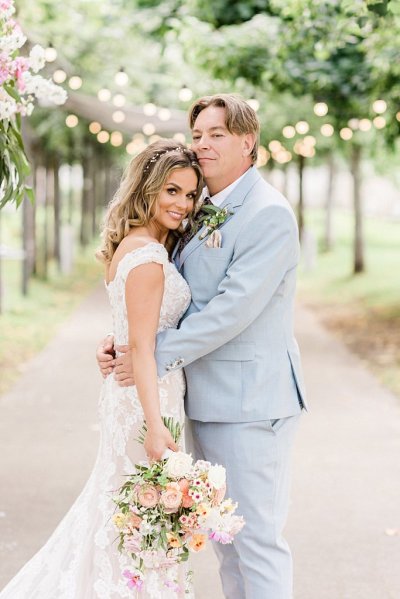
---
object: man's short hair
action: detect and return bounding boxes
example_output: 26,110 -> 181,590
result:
189,93 -> 260,164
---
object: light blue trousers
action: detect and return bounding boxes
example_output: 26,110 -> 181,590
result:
190,415 -> 301,599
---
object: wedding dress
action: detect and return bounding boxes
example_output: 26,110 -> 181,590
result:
0,242 -> 194,599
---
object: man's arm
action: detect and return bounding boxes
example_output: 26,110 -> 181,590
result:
155,204 -> 299,376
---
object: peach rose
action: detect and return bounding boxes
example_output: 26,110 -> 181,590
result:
160,483 -> 183,514
137,485 -> 159,508
128,513 -> 142,529
189,533 -> 207,552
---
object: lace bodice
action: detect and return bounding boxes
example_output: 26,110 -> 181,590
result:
106,242 -> 191,346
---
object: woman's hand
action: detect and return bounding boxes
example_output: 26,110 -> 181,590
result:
144,422 -> 178,461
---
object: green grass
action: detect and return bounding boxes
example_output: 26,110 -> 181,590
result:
0,243 -> 103,395
299,207 -> 400,397
299,208 -> 400,310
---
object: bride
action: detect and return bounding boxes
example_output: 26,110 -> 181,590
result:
0,139 -> 203,598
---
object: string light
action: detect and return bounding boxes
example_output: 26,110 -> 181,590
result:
53,69 -> 67,84
247,99 -> 260,112
314,102 -> 328,116
256,146 -> 270,167
45,43 -> 57,62
65,114 -> 78,128
113,94 -> 126,107
178,85 -> 193,102
294,141 -> 315,157
282,126 -> 296,139
320,124 -> 334,137
69,76 -> 82,90
340,127 -> 353,140
89,122 -> 102,134
274,149 -> 292,163
348,118 -> 359,130
143,123 -> 156,136
158,108 -> 171,121
295,121 -> 309,134
373,116 -> 386,129
97,131 -> 110,143
110,131 -> 123,147
304,135 -> 316,147
112,111 -> 125,123
359,119 -> 372,132
173,133 -> 186,143
98,88 -> 111,102
268,140 -> 282,152
126,142 -> 136,155
372,100 -> 387,114
143,103 -> 157,116
115,68 -> 129,86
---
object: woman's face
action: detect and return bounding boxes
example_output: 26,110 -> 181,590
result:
153,167 -> 198,231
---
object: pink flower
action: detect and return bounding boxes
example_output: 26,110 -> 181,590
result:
160,483 -> 183,514
209,530 -> 233,544
123,569 -> 143,590
137,485 -> 159,508
124,530 -> 142,554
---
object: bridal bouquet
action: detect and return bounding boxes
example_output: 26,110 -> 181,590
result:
112,419 -> 244,593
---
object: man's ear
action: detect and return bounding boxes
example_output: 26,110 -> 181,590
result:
242,133 -> 256,157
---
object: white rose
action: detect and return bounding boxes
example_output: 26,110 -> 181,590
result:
207,464 -> 226,490
164,451 -> 193,479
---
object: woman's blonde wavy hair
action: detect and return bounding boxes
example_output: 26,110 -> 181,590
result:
97,139 -> 203,264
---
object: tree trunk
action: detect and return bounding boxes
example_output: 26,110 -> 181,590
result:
297,155 -> 305,240
323,152 -> 336,252
350,144 -> 365,274
92,153 -> 98,237
22,195 -> 35,295
53,155 -> 61,267
80,154 -> 91,246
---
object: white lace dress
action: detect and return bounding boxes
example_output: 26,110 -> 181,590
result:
0,243 -> 194,599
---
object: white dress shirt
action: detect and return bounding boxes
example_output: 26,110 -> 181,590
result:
202,168 -> 251,207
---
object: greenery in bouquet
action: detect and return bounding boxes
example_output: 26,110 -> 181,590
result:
0,0 -> 67,208
112,418 -> 244,593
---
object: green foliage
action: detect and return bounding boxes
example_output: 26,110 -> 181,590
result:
0,116 -> 33,208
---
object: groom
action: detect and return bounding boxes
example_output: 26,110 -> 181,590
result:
97,94 -> 306,598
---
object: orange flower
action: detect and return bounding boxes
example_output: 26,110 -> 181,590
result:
166,532 -> 181,548
189,533 -> 207,552
179,479 -> 194,508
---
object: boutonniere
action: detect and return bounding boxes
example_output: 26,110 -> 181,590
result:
198,205 -> 233,240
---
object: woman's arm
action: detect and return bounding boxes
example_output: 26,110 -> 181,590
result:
125,262 -> 178,460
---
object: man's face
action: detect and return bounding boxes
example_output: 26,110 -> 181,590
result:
191,105 -> 253,193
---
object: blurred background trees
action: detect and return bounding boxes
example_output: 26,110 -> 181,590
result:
1,0 -> 399,394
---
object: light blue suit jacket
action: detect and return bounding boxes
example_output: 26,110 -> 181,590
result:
155,166 -> 306,422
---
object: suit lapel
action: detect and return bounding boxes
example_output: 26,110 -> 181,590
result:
177,167 -> 261,271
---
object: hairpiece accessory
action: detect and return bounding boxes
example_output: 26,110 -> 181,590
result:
143,147 -> 187,173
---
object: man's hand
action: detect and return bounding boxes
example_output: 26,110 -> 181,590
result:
96,334 -> 116,378
114,344 -> 135,387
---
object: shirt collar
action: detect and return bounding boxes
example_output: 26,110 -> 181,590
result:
202,168 -> 251,207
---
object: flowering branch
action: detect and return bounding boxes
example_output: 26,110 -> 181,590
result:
0,0 -> 67,208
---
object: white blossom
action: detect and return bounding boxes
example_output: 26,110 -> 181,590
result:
29,44 -> 46,73
207,464 -> 226,490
